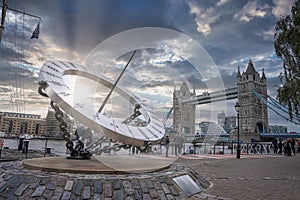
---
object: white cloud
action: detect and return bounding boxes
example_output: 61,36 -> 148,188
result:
272,0 -> 294,17
256,28 -> 275,41
188,2 -> 221,35
216,0 -> 230,7
234,1 -> 268,22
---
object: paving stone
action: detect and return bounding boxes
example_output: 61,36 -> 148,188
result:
0,175 -> 23,192
28,178 -> 41,189
113,180 -> 121,190
131,179 -> 140,189
139,180 -> 149,193
123,180 -> 131,188
142,193 -> 152,200
124,186 -> 134,196
84,179 -> 93,186
169,185 -> 180,196
81,186 -> 90,199
159,177 -> 166,183
21,188 -> 34,198
43,189 -> 54,199
161,183 -> 171,194
56,178 -> 67,186
24,176 -> 36,184
61,191 -> 71,200
31,185 -> 46,197
11,175 -> 26,188
14,183 -> 29,196
46,179 -> 57,190
157,190 -> 167,200
146,179 -> 154,188
149,188 -> 159,198
125,196 -> 134,200
65,180 -> 73,191
165,178 -> 173,185
134,189 -> 142,200
104,182 -> 112,197
40,177 -> 50,185
166,194 -> 175,200
113,189 -> 124,200
0,180 -> 6,188
72,180 -> 83,196
3,174 -> 13,181
153,181 -> 162,190
94,180 -> 103,194
1,188 -> 16,199
51,187 -> 63,200
93,193 -> 102,200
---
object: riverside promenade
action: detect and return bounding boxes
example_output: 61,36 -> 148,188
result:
0,149 -> 299,199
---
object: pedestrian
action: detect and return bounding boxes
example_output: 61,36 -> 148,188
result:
278,139 -> 283,154
174,134 -> 184,156
272,138 -> 278,154
164,135 -> 170,157
287,139 -> 292,156
291,139 -> 296,155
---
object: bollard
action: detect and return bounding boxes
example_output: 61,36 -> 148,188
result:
46,147 -> 52,154
18,137 -> 24,151
44,138 -> 48,157
213,145 -> 216,155
23,140 -> 29,158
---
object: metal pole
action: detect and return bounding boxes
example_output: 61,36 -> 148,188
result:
0,0 -> 8,43
237,112 -> 241,159
98,50 -> 136,113
44,138 -> 48,157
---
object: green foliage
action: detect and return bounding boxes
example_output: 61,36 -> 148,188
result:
274,0 -> 300,119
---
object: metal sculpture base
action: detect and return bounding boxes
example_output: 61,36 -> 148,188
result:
66,155 -> 92,160
23,154 -> 175,174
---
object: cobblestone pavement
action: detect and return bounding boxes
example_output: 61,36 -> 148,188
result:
179,154 -> 300,200
0,150 -> 213,200
1,150 -> 299,199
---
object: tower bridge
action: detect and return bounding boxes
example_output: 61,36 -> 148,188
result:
172,60 -> 299,141
181,87 -> 238,105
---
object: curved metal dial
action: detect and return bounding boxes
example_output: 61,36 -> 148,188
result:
39,60 -> 165,146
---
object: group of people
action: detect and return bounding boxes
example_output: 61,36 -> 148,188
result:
272,138 -> 299,156
162,134 -> 184,157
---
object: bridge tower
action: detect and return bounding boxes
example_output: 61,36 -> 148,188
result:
237,60 -> 268,140
173,82 -> 196,135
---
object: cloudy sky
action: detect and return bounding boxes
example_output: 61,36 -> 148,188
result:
0,0 -> 298,131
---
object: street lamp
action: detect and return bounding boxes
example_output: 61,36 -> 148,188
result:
234,101 -> 241,159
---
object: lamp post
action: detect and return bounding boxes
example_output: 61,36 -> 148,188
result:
235,101 -> 241,159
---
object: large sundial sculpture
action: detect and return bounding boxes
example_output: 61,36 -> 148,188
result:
38,50 -> 165,159
37,27 -> 225,160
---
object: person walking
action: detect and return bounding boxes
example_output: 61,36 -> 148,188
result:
272,138 -> 278,154
165,135 -> 170,157
174,134 -> 184,156
278,139 -> 283,154
287,139 -> 292,156
291,139 -> 296,155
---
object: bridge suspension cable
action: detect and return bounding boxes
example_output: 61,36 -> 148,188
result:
252,91 -> 300,125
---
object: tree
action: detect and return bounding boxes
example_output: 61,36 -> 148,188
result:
274,0 -> 300,119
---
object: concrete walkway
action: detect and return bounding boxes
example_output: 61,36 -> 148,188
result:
179,154 -> 300,199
